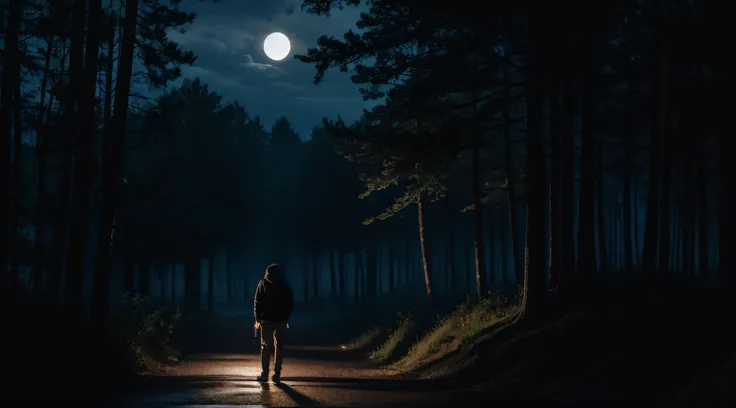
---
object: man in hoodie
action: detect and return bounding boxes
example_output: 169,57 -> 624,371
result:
254,263 -> 294,383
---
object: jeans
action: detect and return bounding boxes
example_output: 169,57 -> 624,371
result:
259,321 -> 288,375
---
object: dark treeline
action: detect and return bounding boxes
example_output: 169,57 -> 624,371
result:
0,0 -> 733,333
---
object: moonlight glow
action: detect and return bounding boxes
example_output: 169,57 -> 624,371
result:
263,32 -> 291,61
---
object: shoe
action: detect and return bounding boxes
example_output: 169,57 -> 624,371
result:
256,372 -> 269,382
271,373 -> 281,384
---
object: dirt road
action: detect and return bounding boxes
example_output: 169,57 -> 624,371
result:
108,345 -> 484,407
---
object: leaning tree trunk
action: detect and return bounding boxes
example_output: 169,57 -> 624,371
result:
417,193 -> 434,301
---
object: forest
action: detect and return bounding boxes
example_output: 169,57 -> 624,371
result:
1,0 -> 733,405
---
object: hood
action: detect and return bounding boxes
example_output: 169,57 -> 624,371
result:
264,263 -> 282,282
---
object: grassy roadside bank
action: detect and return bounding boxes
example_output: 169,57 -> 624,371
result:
341,279 -> 736,405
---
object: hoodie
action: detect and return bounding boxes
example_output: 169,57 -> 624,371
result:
254,263 -> 294,323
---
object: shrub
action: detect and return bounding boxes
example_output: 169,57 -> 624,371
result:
371,313 -> 418,364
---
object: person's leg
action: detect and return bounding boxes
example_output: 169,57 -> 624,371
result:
272,322 -> 288,382
258,323 -> 274,381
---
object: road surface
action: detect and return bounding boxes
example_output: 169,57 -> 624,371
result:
109,345 -> 485,407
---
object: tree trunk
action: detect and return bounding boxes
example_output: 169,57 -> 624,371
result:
329,248 -> 337,299
312,251 -> 320,300
560,60 -> 576,285
518,25 -> 547,321
642,7 -> 667,274
0,0 -> 21,294
577,38 -> 597,281
226,252 -> 232,302
658,122 -> 673,273
32,37 -> 55,292
449,231 -> 456,295
208,256 -> 215,312
10,72 -> 23,287
302,252 -> 309,302
388,246 -> 395,293
91,0 -> 139,329
500,219 -> 510,291
502,77 -> 522,287
62,0 -> 92,314
366,245 -> 378,298
596,149 -> 608,274
139,259 -> 150,297
697,138 -> 709,276
170,263 -> 176,300
623,121 -> 634,273
123,256 -> 134,295
548,77 -> 562,290
184,257 -> 201,309
417,194 -> 433,301
472,143 -> 487,298
338,249 -> 346,300
353,250 -> 360,303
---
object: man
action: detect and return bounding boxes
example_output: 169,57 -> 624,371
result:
254,263 -> 294,383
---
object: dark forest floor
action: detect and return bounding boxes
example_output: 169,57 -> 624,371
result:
2,274 -> 735,406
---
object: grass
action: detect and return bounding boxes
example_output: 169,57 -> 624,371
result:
391,294 -> 519,372
370,313 -> 419,364
340,326 -> 382,351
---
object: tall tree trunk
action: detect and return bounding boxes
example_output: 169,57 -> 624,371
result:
472,142 -> 487,298
91,0 -> 139,329
0,0 -> 21,294
500,219 -> 510,291
388,246 -> 395,293
170,263 -> 176,301
353,250 -> 360,303
641,5 -> 667,274
577,42 -> 597,279
596,149 -> 608,274
302,252 -> 309,302
548,77 -> 562,289
208,256 -> 215,312
139,259 -> 150,297
623,120 -> 634,273
366,245 -> 378,297
503,98 -> 522,287
62,0 -> 91,314
518,24 -> 547,320
10,72 -> 23,287
32,37 -> 55,292
449,231 -> 456,295
312,251 -> 320,300
226,252 -> 232,302
329,249 -> 337,299
658,124 -> 673,273
123,256 -> 134,295
633,173 -> 641,267
560,59 -> 577,287
417,194 -> 433,301
184,257 -> 200,309
697,138 -> 709,276
488,211 -> 497,293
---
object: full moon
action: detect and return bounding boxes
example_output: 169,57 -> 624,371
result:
263,32 -> 291,61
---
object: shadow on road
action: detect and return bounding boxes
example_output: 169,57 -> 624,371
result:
272,382 -> 318,406
280,376 -> 455,392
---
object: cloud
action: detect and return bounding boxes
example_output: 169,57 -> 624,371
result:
241,54 -> 277,71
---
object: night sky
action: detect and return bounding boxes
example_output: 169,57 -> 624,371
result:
164,0 -> 371,139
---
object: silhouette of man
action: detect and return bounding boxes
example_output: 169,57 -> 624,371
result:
254,263 -> 294,383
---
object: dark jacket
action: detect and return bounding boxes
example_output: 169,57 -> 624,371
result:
254,264 -> 294,323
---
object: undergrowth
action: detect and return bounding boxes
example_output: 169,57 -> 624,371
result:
392,293 -> 519,372
340,326 -> 382,351
371,313 -> 418,364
